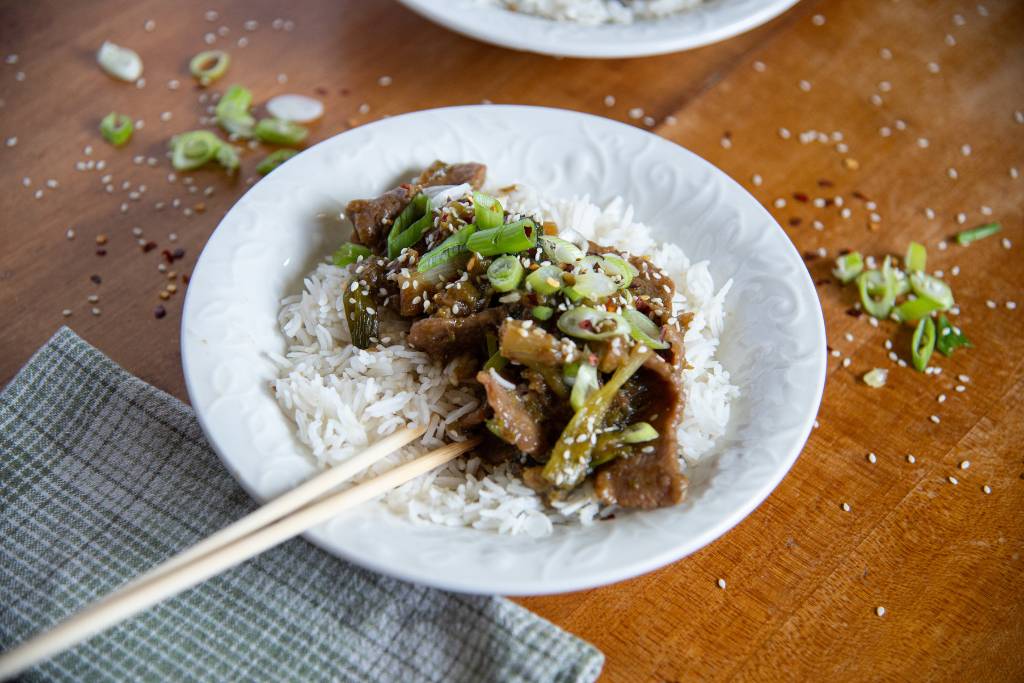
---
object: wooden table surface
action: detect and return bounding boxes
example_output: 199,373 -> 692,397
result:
2,1 -> 1022,680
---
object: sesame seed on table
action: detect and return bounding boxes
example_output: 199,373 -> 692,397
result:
0,1 -> 1022,681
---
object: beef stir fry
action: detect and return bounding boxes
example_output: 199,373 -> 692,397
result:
336,161 -> 688,509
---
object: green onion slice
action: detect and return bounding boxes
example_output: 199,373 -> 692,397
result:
472,191 -> 504,229
538,235 -> 585,264
169,130 -> 222,171
97,41 -> 143,82
621,422 -> 658,444
99,112 -> 133,147
570,361 -> 599,412
343,281 -> 379,350
215,84 -> 255,138
417,225 -> 476,272
856,257 -> 896,318
833,251 -> 863,283
557,306 -> 629,341
531,305 -> 554,321
487,255 -> 525,292
911,316 -> 936,372
893,296 -> 943,324
256,149 -> 298,175
600,254 -> 638,288
863,368 -> 888,388
189,50 -> 230,86
622,309 -> 669,350
214,143 -> 240,172
956,222 -> 1001,246
466,219 -> 537,257
563,272 -> 617,303
909,272 -> 954,310
333,243 -> 372,267
526,265 -> 563,295
387,193 -> 430,259
905,241 -> 927,272
254,117 -> 308,146
935,315 -> 971,357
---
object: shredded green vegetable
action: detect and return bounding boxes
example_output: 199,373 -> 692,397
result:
189,50 -> 230,86
99,112 -> 133,147
466,219 -> 537,256
418,225 -> 476,272
215,84 -> 255,137
833,251 -> 864,283
956,222 -> 1001,246
487,255 -> 524,292
254,117 -> 308,146
256,149 -> 298,175
621,422 -> 658,444
332,242 -> 371,267
569,361 -> 599,412
911,316 -> 936,371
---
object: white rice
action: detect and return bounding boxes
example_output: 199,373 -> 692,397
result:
273,189 -> 737,537
476,0 -> 704,25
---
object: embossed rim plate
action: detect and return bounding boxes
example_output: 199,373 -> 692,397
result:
396,0 -> 800,58
182,105 -> 826,595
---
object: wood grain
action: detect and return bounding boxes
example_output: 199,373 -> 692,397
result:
1,1 -> 1022,681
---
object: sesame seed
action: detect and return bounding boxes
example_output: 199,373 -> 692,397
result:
937,394 -> 947,403
983,485 -> 992,494
91,307 -> 101,316
930,415 -> 941,424
61,308 -> 72,317
778,127 -> 791,139
880,47 -> 892,59
603,95 -> 615,107
1012,167 -> 1020,179
906,454 -> 916,464
867,452 -> 877,464
752,173 -> 762,186
947,167 -> 959,180
1008,301 -> 1017,310
811,13 -> 825,25
799,80 -> 812,92
841,502 -> 851,512
842,358 -> 852,368
948,476 -> 958,485
876,606 -> 886,617
927,61 -> 941,73
986,300 -> 996,309
1002,238 -> 1012,250
774,198 -> 786,209
956,212 -> 967,224
628,107 -> 643,120
960,460 -> 970,470
5,136 -> 17,147
753,60 -> 766,72
717,578 -> 726,589
870,94 -> 883,107
378,75 -> 393,87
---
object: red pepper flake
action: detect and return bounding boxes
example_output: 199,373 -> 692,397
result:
723,130 -> 732,140
789,217 -> 802,227
90,274 -> 102,284
802,251 -> 818,261
172,247 -> 185,259
846,307 -> 863,318
579,319 -> 594,330
814,278 -> 830,286
162,249 -> 175,263
142,241 -> 157,253
154,305 -> 167,319
852,190 -> 868,201
838,248 -> 851,256
817,179 -> 834,187
95,248 -> 107,256
181,273 -> 190,284
339,88 -> 350,96
792,192 -> 809,203
314,86 -> 328,96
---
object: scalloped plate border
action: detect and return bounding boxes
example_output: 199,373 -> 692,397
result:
396,0 -> 801,58
182,105 -> 826,595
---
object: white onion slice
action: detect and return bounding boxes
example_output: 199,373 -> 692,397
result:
97,41 -> 143,82
265,94 -> 324,123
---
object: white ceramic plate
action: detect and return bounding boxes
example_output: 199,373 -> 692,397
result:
396,0 -> 800,58
182,105 -> 825,596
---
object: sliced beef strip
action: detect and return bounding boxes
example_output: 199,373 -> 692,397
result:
346,185 -> 413,251
594,330 -> 687,509
415,161 -> 487,190
407,306 -> 507,360
476,368 -> 546,456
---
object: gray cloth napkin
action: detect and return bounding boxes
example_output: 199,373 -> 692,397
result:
0,328 -> 603,683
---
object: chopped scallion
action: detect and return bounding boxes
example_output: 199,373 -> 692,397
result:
254,117 -> 308,146
256,149 -> 298,175
600,254 -> 638,288
935,315 -> 972,356
570,361 -> 599,412
487,254 -> 525,292
562,272 -> 617,302
169,130 -> 222,171
911,316 -> 936,371
905,241 -> 927,272
189,50 -> 230,86
621,422 -> 658,443
531,305 -> 554,321
622,309 -> 669,350
556,306 -> 629,341
526,265 -> 563,295
909,272 -> 954,310
99,112 -> 133,147
97,41 -> 143,82
893,296 -> 942,324
833,251 -> 863,283
418,225 -> 476,272
538,235 -> 585,264
466,219 -> 537,256
214,143 -> 240,172
856,256 -> 896,318
215,84 -> 255,138
956,222 -> 1001,246
332,243 -> 372,267
387,193 -> 430,259
472,191 -> 504,229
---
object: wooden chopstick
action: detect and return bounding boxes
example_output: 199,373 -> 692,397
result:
0,433 -> 481,680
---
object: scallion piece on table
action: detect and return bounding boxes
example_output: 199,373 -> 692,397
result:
169,130 -> 223,171
215,84 -> 255,138
417,225 -> 476,272
466,219 -> 537,257
256,149 -> 298,175
909,272 -> 954,310
833,251 -> 863,283
99,112 -> 133,147
862,368 -> 888,388
387,193 -> 430,259
856,256 -> 896,318
905,241 -> 927,272
911,316 -> 936,371
569,361 -> 599,412
96,41 -> 143,82
621,422 -> 658,444
332,242 -> 372,267
562,272 -> 617,303
622,309 -> 670,350
189,50 -> 230,86
557,306 -> 629,341
472,191 -> 504,229
538,235 -> 585,265
254,117 -> 308,146
214,143 -> 240,172
935,315 -> 972,357
487,255 -> 525,292
956,222 -> 1001,246
543,345 -> 652,489
526,265 -> 563,295
531,305 -> 554,321
893,296 -> 943,324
